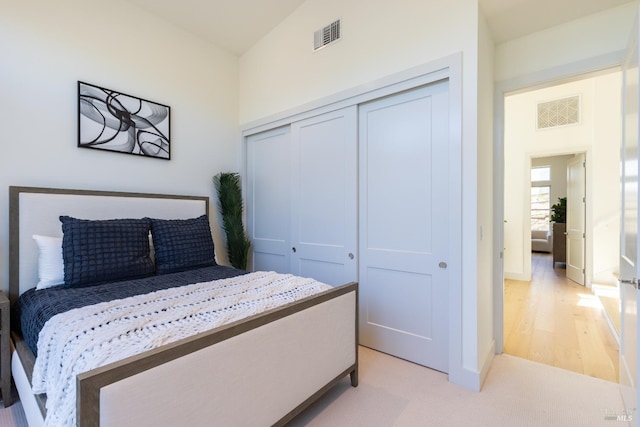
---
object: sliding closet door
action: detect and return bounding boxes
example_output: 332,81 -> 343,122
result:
246,126 -> 291,273
359,81 -> 450,372
290,107 -> 358,286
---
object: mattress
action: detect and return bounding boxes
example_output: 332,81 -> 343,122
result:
27,270 -> 333,427
13,264 -> 247,356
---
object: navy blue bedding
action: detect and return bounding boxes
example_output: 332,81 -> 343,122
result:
14,265 -> 247,356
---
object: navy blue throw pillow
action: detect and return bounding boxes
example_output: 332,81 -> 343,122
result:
150,215 -> 216,275
60,216 -> 154,286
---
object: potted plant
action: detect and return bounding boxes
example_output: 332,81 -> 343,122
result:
213,172 -> 251,270
550,197 -> 566,223
550,196 -> 567,266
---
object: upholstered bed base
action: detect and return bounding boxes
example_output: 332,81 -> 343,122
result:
90,286 -> 357,427
9,186 -> 358,426
12,346 -> 44,427
13,282 -> 357,427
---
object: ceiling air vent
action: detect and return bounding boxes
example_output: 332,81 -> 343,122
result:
537,95 -> 580,130
314,19 -> 341,51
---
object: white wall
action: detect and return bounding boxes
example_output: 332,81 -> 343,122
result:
239,0 -> 490,390
239,0 -> 478,124
503,73 -> 621,284
0,0 -> 240,288
592,73 -> 623,284
477,10 -> 495,381
495,2 -> 636,83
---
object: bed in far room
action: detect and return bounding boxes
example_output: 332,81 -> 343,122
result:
8,186 -> 358,427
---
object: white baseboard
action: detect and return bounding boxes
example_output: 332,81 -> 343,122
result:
479,340 -> 496,389
448,340 -> 496,392
448,366 -> 482,392
504,271 -> 529,281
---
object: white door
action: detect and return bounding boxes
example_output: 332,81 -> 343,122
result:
358,81 -> 450,372
566,154 -> 585,285
246,126 -> 291,273
620,7 -> 640,422
290,107 -> 358,286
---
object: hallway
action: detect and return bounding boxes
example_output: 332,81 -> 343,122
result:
504,253 -> 619,382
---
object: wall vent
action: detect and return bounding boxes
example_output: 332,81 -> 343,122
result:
314,19 -> 341,51
537,96 -> 580,129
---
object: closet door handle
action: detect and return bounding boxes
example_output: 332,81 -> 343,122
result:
348,253 -> 354,260
292,247 -> 297,253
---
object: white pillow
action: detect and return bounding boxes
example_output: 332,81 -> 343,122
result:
32,234 -> 64,290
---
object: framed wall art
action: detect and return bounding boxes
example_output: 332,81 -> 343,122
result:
78,81 -> 171,160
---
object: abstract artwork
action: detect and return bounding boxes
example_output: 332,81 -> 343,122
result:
78,81 -> 170,159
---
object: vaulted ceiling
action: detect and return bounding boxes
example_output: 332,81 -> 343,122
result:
125,0 -> 633,55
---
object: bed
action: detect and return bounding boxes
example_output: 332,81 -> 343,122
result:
8,186 -> 358,427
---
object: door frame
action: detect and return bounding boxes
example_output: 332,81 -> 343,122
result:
524,150 -> 590,285
493,51 -> 623,353
620,15 -> 640,414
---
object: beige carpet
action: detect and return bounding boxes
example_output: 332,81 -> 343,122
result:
287,347 -> 628,427
0,396 -> 27,427
0,346 -> 630,427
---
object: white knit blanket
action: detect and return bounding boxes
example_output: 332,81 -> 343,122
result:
32,271 -> 331,427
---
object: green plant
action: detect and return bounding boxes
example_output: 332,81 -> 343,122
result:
213,172 -> 251,270
550,197 -> 567,223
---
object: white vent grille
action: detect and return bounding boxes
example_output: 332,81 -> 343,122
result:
314,19 -> 341,51
537,96 -> 580,129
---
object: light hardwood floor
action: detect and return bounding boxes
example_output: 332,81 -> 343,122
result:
504,253 -> 619,383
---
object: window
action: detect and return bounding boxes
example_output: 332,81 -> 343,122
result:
531,166 -> 550,182
531,186 -> 551,231
531,165 -> 551,230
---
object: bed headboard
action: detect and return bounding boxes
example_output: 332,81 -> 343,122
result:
9,186 -> 210,303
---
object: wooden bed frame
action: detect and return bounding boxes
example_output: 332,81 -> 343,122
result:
8,186 -> 358,427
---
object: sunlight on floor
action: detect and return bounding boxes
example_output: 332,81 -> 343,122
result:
577,292 -> 601,309
592,283 -> 621,299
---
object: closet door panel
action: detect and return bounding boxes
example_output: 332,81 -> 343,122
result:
290,106 -> 358,286
359,81 -> 450,372
246,126 -> 291,273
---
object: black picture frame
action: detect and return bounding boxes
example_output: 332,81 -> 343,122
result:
78,81 -> 171,160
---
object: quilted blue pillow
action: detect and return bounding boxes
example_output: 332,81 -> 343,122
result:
60,216 -> 154,286
150,215 -> 216,274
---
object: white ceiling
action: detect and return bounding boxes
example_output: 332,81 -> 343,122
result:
126,0 -> 633,55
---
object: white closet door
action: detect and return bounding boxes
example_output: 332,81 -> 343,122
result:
290,106 -> 358,286
246,126 -> 291,273
359,81 -> 450,372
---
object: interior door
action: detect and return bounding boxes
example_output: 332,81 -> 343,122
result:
620,7 -> 640,420
566,153 -> 585,285
246,126 -> 291,273
358,80 -> 450,372
290,107 -> 358,286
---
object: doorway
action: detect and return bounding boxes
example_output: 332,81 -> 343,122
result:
501,71 -> 621,380
530,153 -> 586,285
